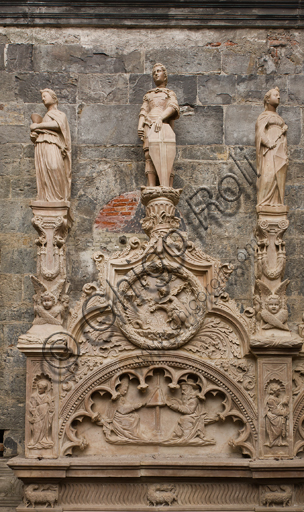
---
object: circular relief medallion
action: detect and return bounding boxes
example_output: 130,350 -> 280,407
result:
114,260 -> 206,349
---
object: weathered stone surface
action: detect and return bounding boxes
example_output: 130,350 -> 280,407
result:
78,145 -> 143,161
0,200 -> 33,233
0,302 -> 34,323
278,106 -> 301,145
288,75 -> 304,104
78,104 -> 139,144
292,161 -> 304,180
0,176 -> 10,198
78,73 -> 129,104
33,45 -> 143,73
198,75 -> 236,105
222,51 -> 257,75
0,71 -> 17,102
176,106 -> 223,145
7,44 -> 34,72
225,105 -> 261,146
0,43 -> 5,70
179,145 -> 228,161
1,247 -> 36,274
236,75 -> 288,103
0,274 -> 23,306
146,47 -> 221,74
286,183 -> 304,210
9,177 -> 37,199
129,74 -> 152,104
0,158 -> 34,178
0,103 -> 24,126
0,125 -> 28,144
169,75 -> 197,106
15,72 -> 77,103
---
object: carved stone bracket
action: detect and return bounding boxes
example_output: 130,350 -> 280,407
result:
140,186 -> 182,236
19,202 -> 73,347
252,206 -> 302,349
255,215 -> 288,285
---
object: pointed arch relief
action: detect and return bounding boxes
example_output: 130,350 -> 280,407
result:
59,354 -> 257,459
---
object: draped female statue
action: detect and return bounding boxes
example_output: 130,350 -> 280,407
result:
30,89 -> 71,202
256,87 -> 288,208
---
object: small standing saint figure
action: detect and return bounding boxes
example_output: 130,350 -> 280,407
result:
264,381 -> 289,448
255,87 -> 288,207
28,378 -> 55,450
138,63 -> 180,188
30,88 -> 71,202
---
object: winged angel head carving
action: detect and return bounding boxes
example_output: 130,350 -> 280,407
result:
254,279 -> 289,331
31,276 -> 69,326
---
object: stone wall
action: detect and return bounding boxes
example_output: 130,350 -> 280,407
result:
0,24 -> 304,484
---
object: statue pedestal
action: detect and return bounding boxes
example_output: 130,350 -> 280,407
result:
140,186 -> 182,236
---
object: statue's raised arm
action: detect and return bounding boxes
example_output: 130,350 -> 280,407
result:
256,87 -> 288,208
30,88 -> 71,203
138,63 -> 180,188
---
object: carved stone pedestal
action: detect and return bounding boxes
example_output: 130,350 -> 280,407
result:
251,203 -> 303,463
19,201 -> 72,346
141,186 -> 182,236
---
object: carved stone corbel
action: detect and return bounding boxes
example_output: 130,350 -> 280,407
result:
140,186 -> 182,237
19,202 -> 73,346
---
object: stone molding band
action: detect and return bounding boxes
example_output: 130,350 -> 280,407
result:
1,3 -> 304,27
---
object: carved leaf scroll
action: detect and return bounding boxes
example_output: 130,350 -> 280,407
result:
185,316 -> 241,359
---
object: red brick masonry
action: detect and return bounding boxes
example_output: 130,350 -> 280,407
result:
94,190 -> 141,233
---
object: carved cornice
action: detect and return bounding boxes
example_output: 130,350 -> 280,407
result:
1,2 -> 304,27
8,456 -> 304,479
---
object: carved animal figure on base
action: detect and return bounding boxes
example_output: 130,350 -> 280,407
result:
261,485 -> 292,507
147,484 -> 177,506
23,484 -> 58,508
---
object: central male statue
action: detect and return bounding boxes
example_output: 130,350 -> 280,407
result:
138,63 -> 180,187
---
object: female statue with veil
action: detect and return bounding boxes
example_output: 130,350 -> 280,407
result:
30,88 -> 71,202
256,87 -> 288,208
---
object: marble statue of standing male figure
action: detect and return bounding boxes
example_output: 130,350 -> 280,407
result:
138,63 -> 180,188
256,87 -> 288,208
30,88 -> 71,202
